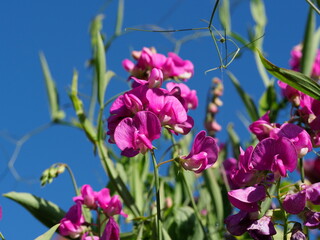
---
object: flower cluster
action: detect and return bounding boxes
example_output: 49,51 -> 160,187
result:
59,185 -> 126,240
122,47 -> 194,81
107,47 -> 219,173
223,109 -> 314,238
108,48 -> 198,157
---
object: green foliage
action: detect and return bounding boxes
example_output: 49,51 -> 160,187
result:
3,192 -> 65,229
34,224 -> 60,240
258,49 -> 320,100
39,53 -> 65,122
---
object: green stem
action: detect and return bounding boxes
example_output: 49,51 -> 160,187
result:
181,170 -> 211,240
151,150 -> 162,240
299,158 -> 305,183
276,179 -> 288,240
65,164 -> 80,196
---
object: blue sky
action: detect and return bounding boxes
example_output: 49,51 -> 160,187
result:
0,0 -> 313,239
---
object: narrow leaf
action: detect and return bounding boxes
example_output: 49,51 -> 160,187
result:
39,53 -> 65,121
227,71 -> 259,122
258,50 -> 320,100
95,32 -> 107,106
115,0 -> 124,36
227,123 -> 240,159
219,0 -> 231,33
250,0 -> 267,27
34,223 -> 60,240
301,7 -> 316,76
3,192 -> 65,229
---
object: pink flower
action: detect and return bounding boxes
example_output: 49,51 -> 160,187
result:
59,203 -> 85,238
283,183 -> 320,214
249,111 -> 278,141
122,47 -> 194,81
114,111 -> 161,157
166,82 -> 198,110
304,210 -> 320,228
180,131 -> 218,173
270,123 -> 312,158
97,188 -> 128,218
247,216 -> 276,240
225,210 -> 256,236
251,137 -> 298,177
146,88 -> 193,134
101,217 -> 120,240
73,184 -> 98,209
162,52 -> 194,80
227,185 -> 266,212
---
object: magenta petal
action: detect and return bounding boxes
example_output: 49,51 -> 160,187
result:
283,191 -> 307,214
306,182 -> 320,204
251,137 -> 298,173
101,217 -> 120,240
247,216 -> 276,239
228,185 -> 266,212
225,210 -> 254,236
134,111 -> 161,141
114,117 -> 136,151
304,210 -> 320,228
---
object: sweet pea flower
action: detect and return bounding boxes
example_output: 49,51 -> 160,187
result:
73,184 -> 98,209
249,111 -> 278,141
283,189 -> 307,214
225,210 -> 256,236
146,88 -> 193,134
114,111 -> 161,157
180,130 -> 218,173
227,185 -> 266,212
251,137 -> 298,177
162,52 -> 194,80
289,44 -> 320,78
304,210 -> 320,228
97,188 -> 127,218
59,203 -> 85,238
101,217 -> 120,240
278,81 -> 302,106
270,123 -> 312,158
283,183 -> 320,214
290,223 -> 306,240
247,216 -> 276,240
166,82 -> 198,110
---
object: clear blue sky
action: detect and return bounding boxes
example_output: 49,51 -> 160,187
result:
0,0 -> 312,239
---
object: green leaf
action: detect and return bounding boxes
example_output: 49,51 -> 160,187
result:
203,168 -> 224,232
219,0 -> 231,33
90,14 -> 104,47
39,53 -> 65,122
227,71 -> 259,122
257,49 -> 320,100
69,70 -> 97,143
301,7 -> 316,76
3,192 -> 65,229
34,223 -> 60,240
250,0 -> 267,28
95,32 -> 108,107
259,81 -> 277,116
227,123 -> 240,159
